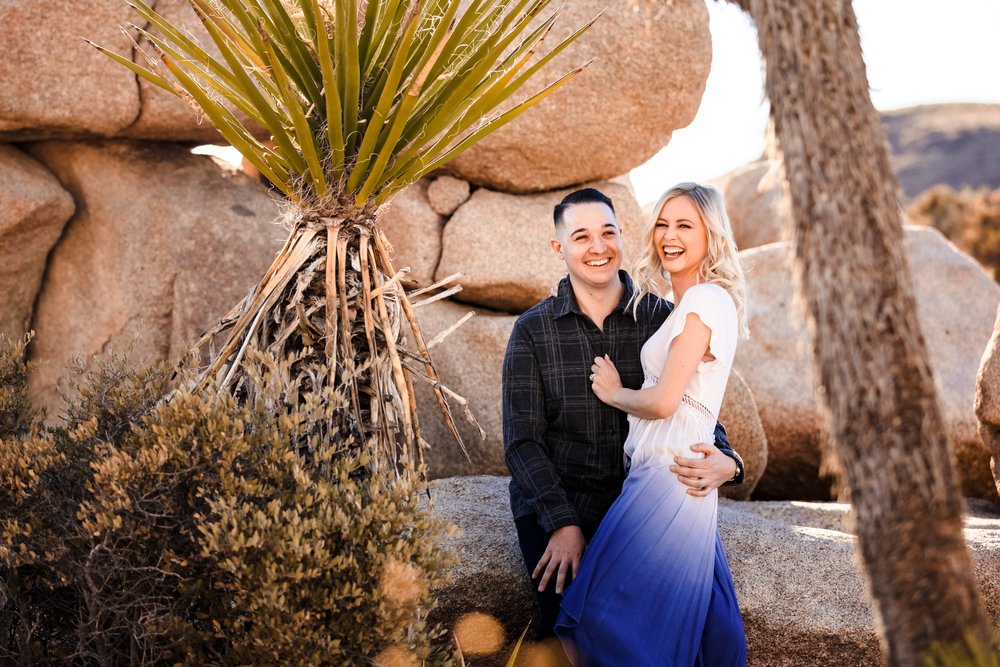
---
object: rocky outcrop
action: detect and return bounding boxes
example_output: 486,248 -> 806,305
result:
719,369 -> 768,500
446,0 -> 710,193
411,300 -> 514,479
718,160 -> 788,250
734,243 -> 828,499
0,0 -> 267,142
378,179 -> 444,288
429,476 -> 1000,666
436,181 -> 644,313
906,227 -> 1000,501
0,0 -> 138,139
883,103 -> 1000,200
24,140 -> 283,415
0,145 -> 75,339
737,228 -> 1000,501
975,306 -> 1000,497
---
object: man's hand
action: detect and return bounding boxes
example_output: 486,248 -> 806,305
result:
532,525 -> 585,594
670,443 -> 738,497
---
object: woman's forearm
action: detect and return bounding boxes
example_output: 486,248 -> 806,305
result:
609,385 -> 676,420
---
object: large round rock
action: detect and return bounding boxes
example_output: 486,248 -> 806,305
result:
0,145 -> 75,339
0,0 -> 138,139
411,299 -> 516,479
717,160 -> 788,250
446,0 -> 710,193
735,243 -> 829,500
719,369 -> 768,500
429,476 -> 1000,665
738,228 -> 1000,501
905,227 -> 1000,503
436,180 -> 644,313
25,140 -> 284,417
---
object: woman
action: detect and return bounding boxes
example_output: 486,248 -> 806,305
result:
554,183 -> 749,666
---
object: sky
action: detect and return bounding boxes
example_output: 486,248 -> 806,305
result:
629,0 -> 1000,205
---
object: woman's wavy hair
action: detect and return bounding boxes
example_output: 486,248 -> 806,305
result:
630,182 -> 749,338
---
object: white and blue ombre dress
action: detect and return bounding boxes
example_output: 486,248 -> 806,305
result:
556,284 -> 746,667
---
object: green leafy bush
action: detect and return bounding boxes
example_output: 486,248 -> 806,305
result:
907,184 -> 1000,280
0,340 -> 454,665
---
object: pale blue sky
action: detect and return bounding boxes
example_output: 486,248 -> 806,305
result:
630,0 -> 1000,205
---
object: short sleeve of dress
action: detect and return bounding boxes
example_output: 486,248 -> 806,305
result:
663,283 -> 738,370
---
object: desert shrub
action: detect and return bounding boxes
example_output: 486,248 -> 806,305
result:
0,339 -> 455,665
0,332 -> 41,438
907,184 -> 1000,279
921,629 -> 1000,666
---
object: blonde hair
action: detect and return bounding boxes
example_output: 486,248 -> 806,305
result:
630,182 -> 749,338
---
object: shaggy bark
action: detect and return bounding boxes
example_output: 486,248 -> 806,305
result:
191,207 -> 473,476
729,0 -> 994,662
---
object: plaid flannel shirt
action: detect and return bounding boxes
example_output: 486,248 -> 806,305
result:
502,271 -> 743,536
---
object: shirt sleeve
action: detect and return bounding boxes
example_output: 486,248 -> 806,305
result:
502,320 -> 580,534
713,421 -> 746,486
663,284 -> 737,369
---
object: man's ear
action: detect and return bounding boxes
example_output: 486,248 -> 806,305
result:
550,237 -> 564,260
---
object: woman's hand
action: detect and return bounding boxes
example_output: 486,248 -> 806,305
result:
590,354 -> 623,406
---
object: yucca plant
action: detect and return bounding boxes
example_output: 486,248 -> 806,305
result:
89,0 -> 594,473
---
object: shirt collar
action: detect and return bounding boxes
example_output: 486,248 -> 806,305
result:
553,270 -> 637,319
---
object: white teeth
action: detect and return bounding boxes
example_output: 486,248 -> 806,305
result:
663,246 -> 684,256
586,258 -> 610,266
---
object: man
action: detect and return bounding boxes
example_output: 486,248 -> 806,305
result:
502,187 -> 744,637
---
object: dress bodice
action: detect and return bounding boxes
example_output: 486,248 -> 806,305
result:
624,283 -> 738,466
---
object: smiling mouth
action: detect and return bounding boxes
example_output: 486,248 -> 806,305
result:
662,246 -> 684,258
585,258 -> 611,267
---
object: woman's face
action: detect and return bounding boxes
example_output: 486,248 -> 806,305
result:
652,195 -> 709,280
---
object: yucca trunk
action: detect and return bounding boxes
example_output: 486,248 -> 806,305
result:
729,0 -> 994,662
194,203 -> 468,473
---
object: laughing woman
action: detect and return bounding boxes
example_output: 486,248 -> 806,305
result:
555,183 -> 749,666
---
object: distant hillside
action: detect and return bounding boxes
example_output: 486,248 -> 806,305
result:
883,103 -> 1000,200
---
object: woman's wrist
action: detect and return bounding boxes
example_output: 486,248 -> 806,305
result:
610,387 -> 628,411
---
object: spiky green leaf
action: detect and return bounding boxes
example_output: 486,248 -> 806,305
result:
94,0 -> 598,210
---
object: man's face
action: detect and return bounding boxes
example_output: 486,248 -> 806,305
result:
550,202 -> 623,290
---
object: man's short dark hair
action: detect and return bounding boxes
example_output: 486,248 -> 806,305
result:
553,188 -> 615,228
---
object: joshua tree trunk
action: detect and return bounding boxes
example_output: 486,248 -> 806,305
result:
728,0 -> 994,662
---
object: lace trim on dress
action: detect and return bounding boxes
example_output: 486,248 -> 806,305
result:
681,393 -> 715,425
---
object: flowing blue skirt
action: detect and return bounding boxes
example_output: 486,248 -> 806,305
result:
555,464 -> 746,666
